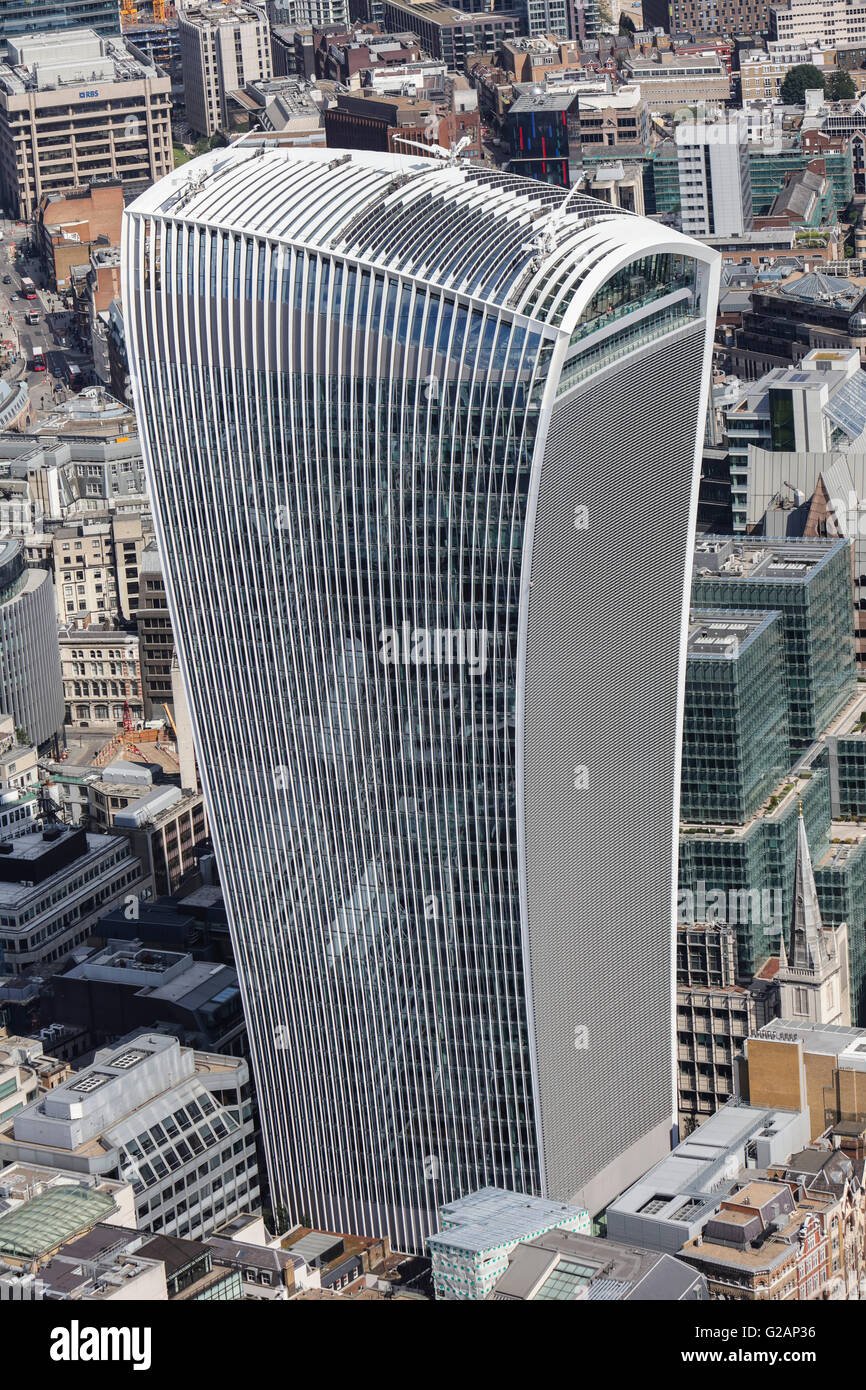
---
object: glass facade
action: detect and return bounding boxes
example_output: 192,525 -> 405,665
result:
505,98 -> 580,188
691,539 -> 857,753
682,610 -> 790,825
679,763 -> 866,1023
124,150 -> 718,1248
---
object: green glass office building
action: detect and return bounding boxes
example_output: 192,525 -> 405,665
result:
683,609 -> 790,826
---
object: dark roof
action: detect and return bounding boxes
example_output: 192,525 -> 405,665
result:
206,1235 -> 293,1273
60,1222 -> 140,1262
138,1233 -> 208,1276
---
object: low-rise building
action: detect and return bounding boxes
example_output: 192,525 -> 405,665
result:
489,1226 -> 708,1300
0,826 -> 151,975
49,938 -> 243,1056
0,1162 -> 136,1272
59,629 -> 142,731
37,182 -> 124,294
741,41 -> 837,104
0,1032 -> 260,1242
427,1187 -> 590,1300
679,1159 -> 865,1299
618,51 -> 731,112
606,1101 -> 813,1254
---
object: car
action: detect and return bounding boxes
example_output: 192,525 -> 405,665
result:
2,275 -> 10,284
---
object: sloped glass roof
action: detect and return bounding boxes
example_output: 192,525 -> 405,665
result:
0,1186 -> 116,1259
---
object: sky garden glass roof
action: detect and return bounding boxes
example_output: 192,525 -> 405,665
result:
131,142 -> 701,337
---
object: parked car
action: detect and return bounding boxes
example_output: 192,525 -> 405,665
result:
2,275 -> 10,285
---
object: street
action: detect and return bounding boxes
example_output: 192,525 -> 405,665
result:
0,209 -> 91,413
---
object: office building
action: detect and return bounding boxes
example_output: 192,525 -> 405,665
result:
427,1187 -> 590,1300
0,1030 -> 71,1108
177,3 -> 272,137
59,628 -> 142,730
725,347 -> 866,532
679,760 -> 866,1020
489,1227 -> 708,1299
722,269 -> 866,381
0,30 -> 172,220
576,84 -> 650,150
136,542 -> 175,720
770,0 -> 866,46
691,537 -> 856,752
738,1017 -> 866,1143
89,767 -> 208,895
827,691 -> 866,815
0,825 -> 151,975
617,52 -> 730,113
676,119 -> 753,239
0,540 -> 63,750
123,144 -> 720,1247
0,1033 -> 260,1241
270,0 -> 349,21
381,1 -> 525,70
740,42 -> 837,104
0,0 -> 122,59
50,939 -> 243,1056
682,612 -> 789,826
53,523 -> 131,626
0,1163 -> 136,1270
504,88 -> 580,187
676,922 -> 779,1136
665,0 -> 771,33
0,435 -> 147,524
606,1101 -> 812,1254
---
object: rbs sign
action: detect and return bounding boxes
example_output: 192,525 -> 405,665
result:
79,89 -> 99,98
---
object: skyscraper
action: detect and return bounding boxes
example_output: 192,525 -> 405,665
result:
123,145 -> 720,1249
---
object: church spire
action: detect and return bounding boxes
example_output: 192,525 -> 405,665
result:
787,807 -> 826,971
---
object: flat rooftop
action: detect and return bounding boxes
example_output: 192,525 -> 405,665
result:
429,1186 -> 586,1255
757,1018 -> 866,1059
687,610 -> 776,659
0,29 -> 164,94
179,3 -> 264,26
692,536 -> 845,583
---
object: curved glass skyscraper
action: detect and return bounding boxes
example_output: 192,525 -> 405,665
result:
123,146 -> 719,1250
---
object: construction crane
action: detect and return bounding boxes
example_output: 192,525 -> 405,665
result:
120,0 -> 138,28
153,0 -> 166,21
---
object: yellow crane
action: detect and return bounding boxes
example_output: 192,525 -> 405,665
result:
120,0 -> 138,27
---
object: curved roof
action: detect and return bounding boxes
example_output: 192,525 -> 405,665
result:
128,143 -> 708,328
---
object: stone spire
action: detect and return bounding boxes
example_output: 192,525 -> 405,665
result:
786,808 -> 828,971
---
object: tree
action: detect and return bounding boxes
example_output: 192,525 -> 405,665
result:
779,64 -> 826,105
827,70 -> 857,101
619,12 -> 636,34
